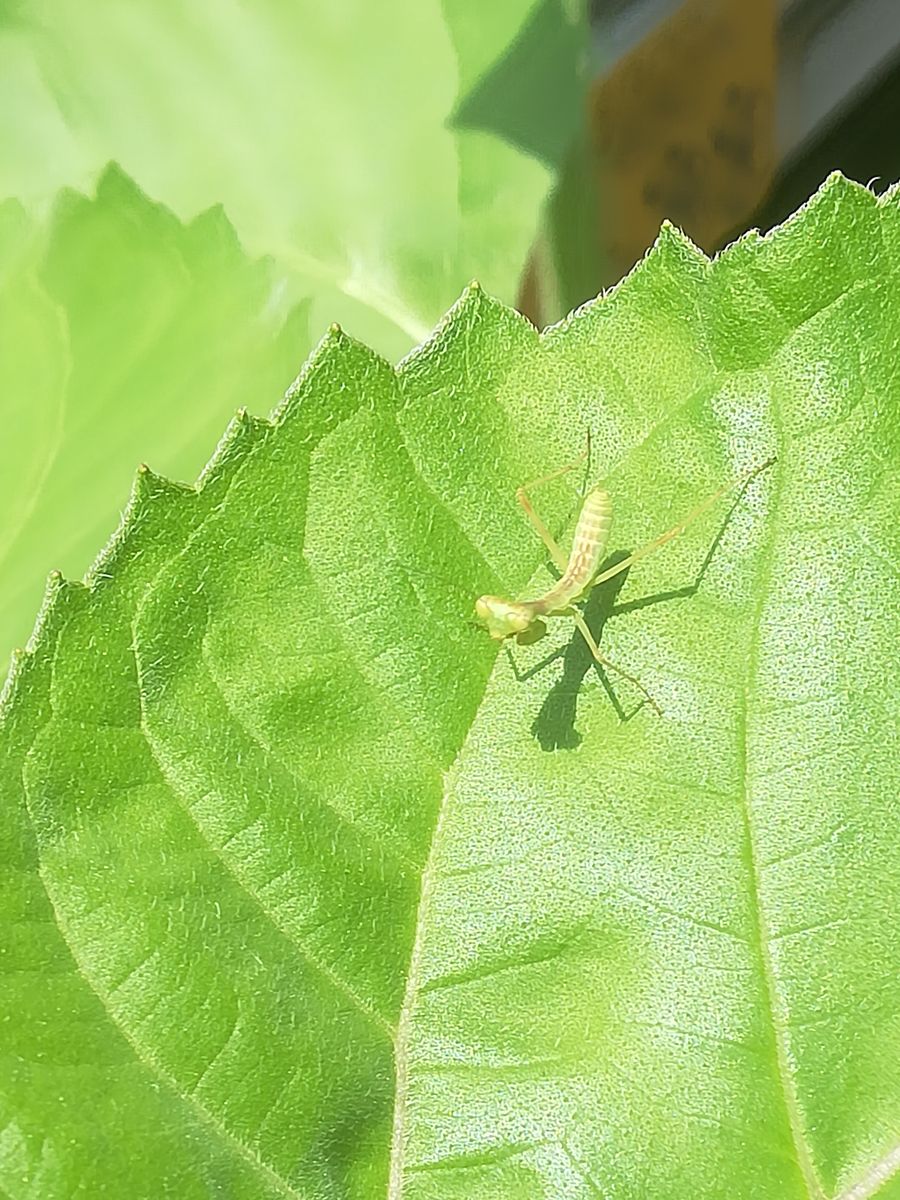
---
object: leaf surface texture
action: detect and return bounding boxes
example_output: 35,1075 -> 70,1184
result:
2,175 -> 899,1199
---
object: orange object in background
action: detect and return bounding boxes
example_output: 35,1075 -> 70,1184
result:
518,0 -> 778,327
591,0 -> 778,283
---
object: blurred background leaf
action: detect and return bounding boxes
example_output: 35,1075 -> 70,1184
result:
0,0 -> 587,344
0,169 -> 309,657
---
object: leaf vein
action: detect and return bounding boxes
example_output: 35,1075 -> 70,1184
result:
138,716 -> 397,1041
27,851 -> 306,1200
738,435 -> 826,1200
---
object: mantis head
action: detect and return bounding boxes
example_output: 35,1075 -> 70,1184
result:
473,595 -> 545,643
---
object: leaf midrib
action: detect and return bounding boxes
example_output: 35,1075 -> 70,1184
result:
736,428 -> 825,1200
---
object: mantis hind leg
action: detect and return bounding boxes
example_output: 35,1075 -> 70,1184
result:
516,436 -> 591,572
567,608 -> 663,716
587,456 -> 776,592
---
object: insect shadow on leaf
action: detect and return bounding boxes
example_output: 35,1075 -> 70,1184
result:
512,481 -> 757,751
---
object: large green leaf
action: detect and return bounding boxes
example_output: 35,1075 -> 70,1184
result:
1,0 -> 582,341
0,166 -> 308,662
3,173 -> 899,1198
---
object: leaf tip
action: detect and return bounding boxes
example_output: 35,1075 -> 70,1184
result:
1,566 -> 92,713
654,218 -> 709,265
298,319 -> 354,363
398,279 -> 535,379
822,167 -> 849,190
235,405 -> 269,437
812,168 -> 878,213
194,404 -> 269,491
132,461 -> 183,502
28,568 -> 77,650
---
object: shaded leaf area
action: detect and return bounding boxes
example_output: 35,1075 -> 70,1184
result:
0,0 -> 575,339
0,166 -> 308,659
2,175 -> 899,1199
449,0 -> 585,167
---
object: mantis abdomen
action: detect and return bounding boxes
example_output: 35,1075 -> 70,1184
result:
528,486 -> 612,615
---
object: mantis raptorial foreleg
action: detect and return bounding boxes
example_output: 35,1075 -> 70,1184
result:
515,447 -> 589,572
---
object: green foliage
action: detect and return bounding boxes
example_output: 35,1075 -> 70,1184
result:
2,173 -> 899,1199
0,167 -> 308,658
0,1 -> 590,664
0,0 -> 581,339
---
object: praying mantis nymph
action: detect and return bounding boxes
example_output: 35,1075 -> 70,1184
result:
473,449 -> 776,715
